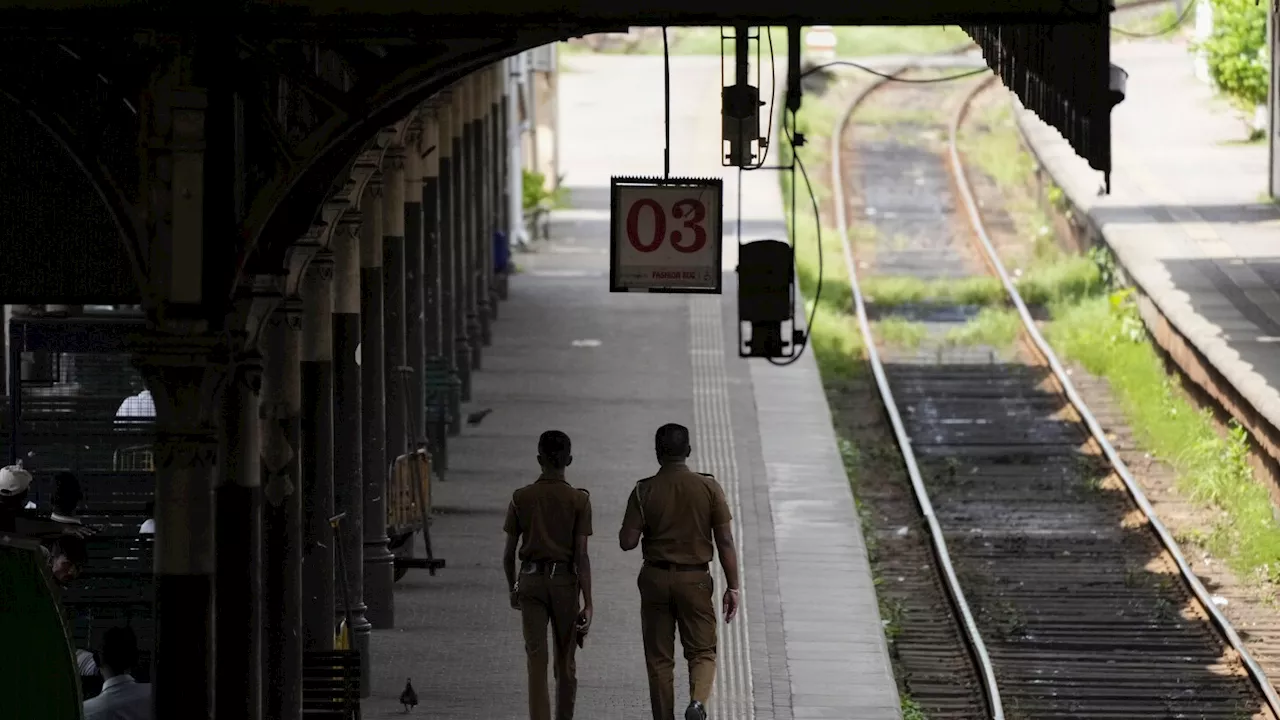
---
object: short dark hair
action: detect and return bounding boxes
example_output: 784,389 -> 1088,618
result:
51,535 -> 88,567
100,626 -> 138,673
51,472 -> 81,515
655,423 -> 692,460
538,430 -> 572,469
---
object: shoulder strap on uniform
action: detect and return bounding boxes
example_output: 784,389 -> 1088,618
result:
578,488 -> 590,496
696,472 -> 715,478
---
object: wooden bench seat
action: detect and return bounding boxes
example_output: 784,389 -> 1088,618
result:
302,651 -> 361,720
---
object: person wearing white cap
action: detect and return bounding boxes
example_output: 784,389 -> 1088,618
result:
0,465 -> 93,539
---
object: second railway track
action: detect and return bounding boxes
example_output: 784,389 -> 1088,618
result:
829,66 -> 1280,719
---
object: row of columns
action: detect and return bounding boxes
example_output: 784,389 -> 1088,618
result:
138,60 -> 516,720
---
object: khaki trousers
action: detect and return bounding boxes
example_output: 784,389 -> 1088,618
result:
518,571 -> 580,720
638,564 -> 718,720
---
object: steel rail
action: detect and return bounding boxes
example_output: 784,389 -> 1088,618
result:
946,74 -> 1280,716
828,68 -> 1005,720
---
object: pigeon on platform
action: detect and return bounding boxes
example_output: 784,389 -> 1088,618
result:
400,678 -> 418,712
466,408 -> 493,427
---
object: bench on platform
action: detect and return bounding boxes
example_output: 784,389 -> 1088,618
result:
302,651 -> 362,719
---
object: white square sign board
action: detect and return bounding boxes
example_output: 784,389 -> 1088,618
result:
609,177 -> 723,294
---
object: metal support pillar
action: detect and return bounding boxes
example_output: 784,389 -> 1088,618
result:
452,82 -> 474,401
300,252 -> 336,652
134,334 -> 226,720
134,49 -> 225,719
1270,7 -> 1280,198
261,301 -> 304,720
492,63 -> 508,308
215,285 -> 275,720
331,212 -> 371,693
505,57 -> 522,300
476,68 -> 493,347
464,76 -> 485,370
438,96 -> 463,437
360,175 -> 395,629
404,128 -> 426,446
422,111 -> 453,471
382,146 -> 408,523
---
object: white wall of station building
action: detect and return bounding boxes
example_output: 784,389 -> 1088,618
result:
507,44 -> 561,245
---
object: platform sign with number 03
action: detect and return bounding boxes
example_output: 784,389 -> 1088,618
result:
609,176 -> 724,294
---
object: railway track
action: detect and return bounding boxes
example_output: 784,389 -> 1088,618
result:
828,66 -> 1280,719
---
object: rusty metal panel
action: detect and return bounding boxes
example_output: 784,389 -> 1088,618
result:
961,21 -> 1112,180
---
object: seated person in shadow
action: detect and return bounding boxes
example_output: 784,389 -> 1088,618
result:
83,626 -> 151,720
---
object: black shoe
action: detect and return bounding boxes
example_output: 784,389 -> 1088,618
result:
685,700 -> 707,720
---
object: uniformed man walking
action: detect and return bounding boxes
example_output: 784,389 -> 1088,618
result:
619,423 -> 741,720
503,430 -> 594,720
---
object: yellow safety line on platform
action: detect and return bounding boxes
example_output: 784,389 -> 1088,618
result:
690,295 -> 755,720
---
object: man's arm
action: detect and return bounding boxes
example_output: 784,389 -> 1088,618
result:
708,477 -> 741,622
503,532 -> 519,592
713,524 -> 741,623
575,534 -> 593,622
502,496 -> 522,609
713,524 -> 740,590
619,484 -> 643,551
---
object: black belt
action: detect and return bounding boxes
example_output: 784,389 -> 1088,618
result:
645,560 -> 709,572
520,559 -> 576,575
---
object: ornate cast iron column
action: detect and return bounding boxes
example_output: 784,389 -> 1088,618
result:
331,212 -> 371,693
438,93 -> 464,437
382,145 -> 408,502
463,75 -> 484,371
215,280 -> 278,720
133,331 -> 228,720
493,61 -> 511,305
261,298 -> 304,720
300,252 -> 336,652
360,175 -> 395,629
475,67 -> 493,348
451,82 -> 474,401
404,123 -> 426,447
421,110 -> 453,472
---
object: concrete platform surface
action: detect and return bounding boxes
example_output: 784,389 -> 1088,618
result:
358,55 -> 899,719
1018,39 -> 1280,436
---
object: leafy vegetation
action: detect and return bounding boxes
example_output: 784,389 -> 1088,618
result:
1194,0 -> 1269,111
875,317 -> 928,349
522,169 -> 568,212
945,307 -> 1021,348
1047,291 -> 1280,582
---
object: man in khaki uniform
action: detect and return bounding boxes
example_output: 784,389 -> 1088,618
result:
503,430 -> 594,720
619,423 -> 741,720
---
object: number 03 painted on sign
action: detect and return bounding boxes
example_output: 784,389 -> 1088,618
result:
625,198 -> 708,254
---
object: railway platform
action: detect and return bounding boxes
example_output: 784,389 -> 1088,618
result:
1017,39 -> 1280,462
358,54 -> 900,719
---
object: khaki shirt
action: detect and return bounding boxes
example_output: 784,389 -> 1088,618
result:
503,472 -> 593,564
621,463 -> 732,565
